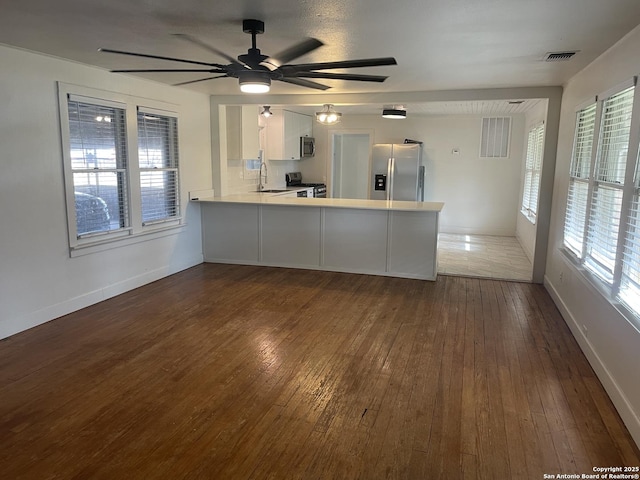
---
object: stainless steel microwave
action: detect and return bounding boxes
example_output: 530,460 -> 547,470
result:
300,136 -> 315,157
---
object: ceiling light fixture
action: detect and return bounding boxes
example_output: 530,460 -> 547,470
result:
239,71 -> 271,93
260,106 -> 273,118
382,106 -> 406,119
316,104 -> 342,125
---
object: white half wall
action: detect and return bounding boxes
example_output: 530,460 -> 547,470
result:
0,45 -> 212,339
545,24 -> 640,447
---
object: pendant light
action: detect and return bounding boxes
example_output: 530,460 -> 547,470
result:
316,104 -> 342,125
260,106 -> 273,118
382,106 -> 407,119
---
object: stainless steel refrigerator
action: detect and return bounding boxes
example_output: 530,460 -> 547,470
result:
370,143 -> 424,201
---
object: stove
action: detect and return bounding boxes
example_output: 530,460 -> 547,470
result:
285,172 -> 327,198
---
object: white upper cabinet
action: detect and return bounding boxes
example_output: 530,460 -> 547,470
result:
226,105 -> 261,160
265,109 -> 313,160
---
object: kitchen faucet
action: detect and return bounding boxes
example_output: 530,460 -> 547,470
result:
258,161 -> 268,191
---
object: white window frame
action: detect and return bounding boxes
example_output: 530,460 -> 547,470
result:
564,101 -> 598,258
521,121 -> 545,223
58,83 -> 183,255
137,106 -> 181,226
561,77 -> 640,328
584,84 -> 635,284
64,94 -> 131,240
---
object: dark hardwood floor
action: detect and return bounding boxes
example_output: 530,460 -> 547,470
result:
1,264 -> 638,479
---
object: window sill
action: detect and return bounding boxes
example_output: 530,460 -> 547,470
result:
520,209 -> 537,225
70,221 -> 186,258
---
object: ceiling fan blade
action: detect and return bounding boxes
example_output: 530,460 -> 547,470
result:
277,77 -> 330,91
172,33 -> 249,69
111,69 -> 226,73
295,72 -> 388,82
283,57 -> 397,72
260,38 -> 324,71
173,75 -> 229,86
99,47 -> 225,68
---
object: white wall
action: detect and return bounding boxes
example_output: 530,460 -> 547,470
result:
306,114 -> 525,236
545,25 -> 640,446
516,100 -> 549,262
0,45 -> 212,339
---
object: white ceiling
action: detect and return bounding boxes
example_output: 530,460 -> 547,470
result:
2,0 -> 640,113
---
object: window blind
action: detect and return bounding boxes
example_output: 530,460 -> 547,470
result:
585,185 -> 624,282
595,87 -> 634,183
137,110 -> 180,224
620,188 -> 640,314
67,98 -> 129,237
564,103 -> 597,257
584,86 -> 634,283
521,123 -> 545,221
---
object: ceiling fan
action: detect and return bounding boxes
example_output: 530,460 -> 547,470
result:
99,19 -> 397,93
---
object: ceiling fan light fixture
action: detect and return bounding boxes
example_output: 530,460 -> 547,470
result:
101,20 -> 397,92
382,107 -> 407,119
239,71 -> 271,93
260,106 -> 273,118
316,104 -> 342,125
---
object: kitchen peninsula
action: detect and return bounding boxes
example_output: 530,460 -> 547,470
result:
196,194 -> 444,280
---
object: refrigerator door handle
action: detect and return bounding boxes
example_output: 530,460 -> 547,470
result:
387,157 -> 393,201
418,165 -> 425,201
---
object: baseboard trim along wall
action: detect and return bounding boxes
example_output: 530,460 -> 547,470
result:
544,275 -> 640,448
0,254 -> 204,340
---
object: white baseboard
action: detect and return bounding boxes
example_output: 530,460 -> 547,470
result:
0,254 -> 203,340
439,226 -> 516,236
203,259 -> 437,281
544,275 -> 640,448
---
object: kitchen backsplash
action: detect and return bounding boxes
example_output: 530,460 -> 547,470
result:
226,159 -> 300,194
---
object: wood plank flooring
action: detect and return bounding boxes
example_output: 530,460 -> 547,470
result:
0,264 -> 638,479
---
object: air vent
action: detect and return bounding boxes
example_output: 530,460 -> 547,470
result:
544,51 -> 578,62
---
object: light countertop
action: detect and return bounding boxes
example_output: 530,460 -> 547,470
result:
194,192 -> 444,213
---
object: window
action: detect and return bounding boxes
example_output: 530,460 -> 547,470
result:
66,97 -> 130,237
137,109 -> 180,224
584,86 -> 634,283
521,122 -> 545,222
564,103 -> 597,257
562,79 -> 640,321
619,134 -> 640,313
480,117 -> 511,158
59,84 -> 182,251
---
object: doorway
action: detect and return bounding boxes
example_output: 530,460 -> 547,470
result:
330,132 -> 372,199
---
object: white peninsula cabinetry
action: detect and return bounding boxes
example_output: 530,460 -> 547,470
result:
198,195 -> 443,280
265,109 -> 312,160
